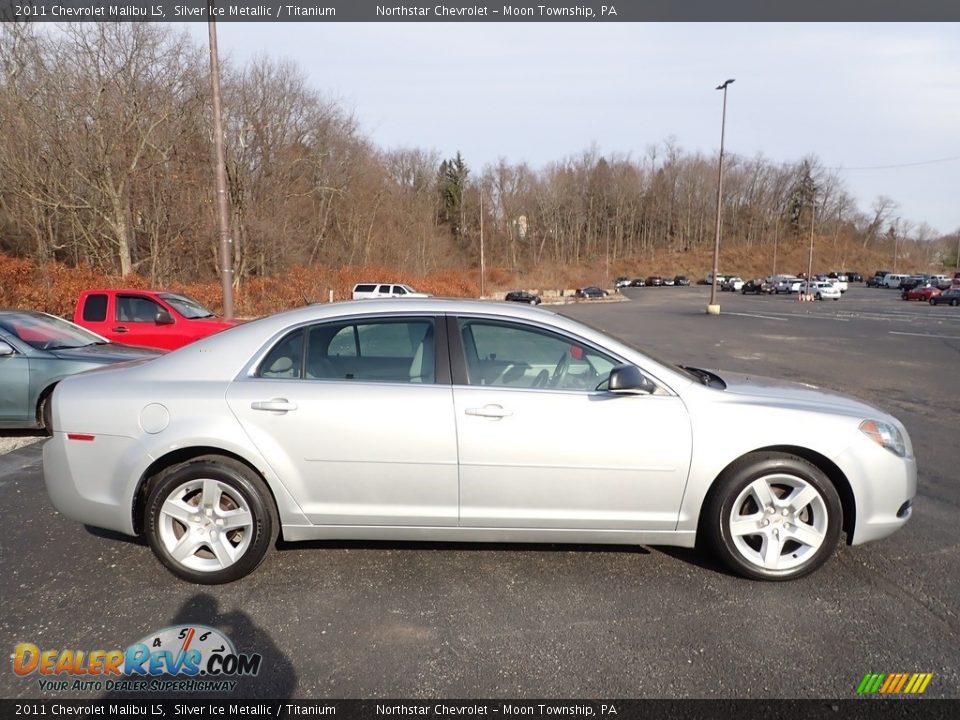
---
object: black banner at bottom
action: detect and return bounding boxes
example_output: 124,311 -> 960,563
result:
0,699 -> 957,720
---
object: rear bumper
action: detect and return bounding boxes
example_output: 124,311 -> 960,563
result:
43,432 -> 145,536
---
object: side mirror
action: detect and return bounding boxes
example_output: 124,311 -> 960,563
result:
155,310 -> 175,325
0,339 -> 15,356
607,364 -> 655,395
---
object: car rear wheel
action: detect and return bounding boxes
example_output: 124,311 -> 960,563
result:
952,299 -> 959,307
145,456 -> 277,584
702,452 -> 842,581
929,298 -> 936,306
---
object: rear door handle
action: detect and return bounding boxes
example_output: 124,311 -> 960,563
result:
251,398 -> 298,413
465,404 -> 513,419
111,326 -> 129,333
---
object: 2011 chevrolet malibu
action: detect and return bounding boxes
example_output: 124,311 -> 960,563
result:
43,299 -> 916,584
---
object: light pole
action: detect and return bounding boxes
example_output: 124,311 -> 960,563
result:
806,188 -> 816,298
708,79 -> 734,315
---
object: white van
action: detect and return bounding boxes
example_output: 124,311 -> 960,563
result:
352,283 -> 431,299
882,273 -> 908,289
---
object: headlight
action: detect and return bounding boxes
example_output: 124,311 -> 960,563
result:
859,420 -> 906,457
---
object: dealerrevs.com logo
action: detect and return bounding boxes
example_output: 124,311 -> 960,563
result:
12,625 -> 261,693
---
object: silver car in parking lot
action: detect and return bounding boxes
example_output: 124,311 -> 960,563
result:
43,299 -> 916,584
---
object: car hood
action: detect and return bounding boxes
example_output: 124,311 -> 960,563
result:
50,343 -> 164,363
713,371 -> 887,419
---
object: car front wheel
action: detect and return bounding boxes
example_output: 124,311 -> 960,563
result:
702,452 -> 842,581
145,456 -> 277,584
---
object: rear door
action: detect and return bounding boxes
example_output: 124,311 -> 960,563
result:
226,314 -> 459,526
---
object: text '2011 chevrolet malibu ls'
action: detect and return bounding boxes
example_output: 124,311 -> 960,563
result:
43,299 -> 915,584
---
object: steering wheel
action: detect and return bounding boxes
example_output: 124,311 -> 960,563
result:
550,351 -> 571,388
532,368 -> 550,388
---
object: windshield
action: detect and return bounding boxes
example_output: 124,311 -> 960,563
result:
159,293 -> 215,319
0,313 -> 105,351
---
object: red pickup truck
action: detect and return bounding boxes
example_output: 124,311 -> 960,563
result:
73,289 -> 238,350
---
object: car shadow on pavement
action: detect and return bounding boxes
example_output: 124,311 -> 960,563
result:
83,525 -> 148,546
99,593 -> 297,700
653,545 -> 738,578
276,538 -> 651,556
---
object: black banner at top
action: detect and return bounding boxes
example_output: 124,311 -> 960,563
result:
1,0 -> 959,22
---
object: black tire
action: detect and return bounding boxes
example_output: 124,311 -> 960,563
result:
952,299 -> 959,307
37,389 -> 54,436
701,452 -> 842,581
816,293 -> 822,301
929,298 -> 936,306
144,456 -> 277,584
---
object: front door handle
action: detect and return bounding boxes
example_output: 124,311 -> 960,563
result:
111,326 -> 129,333
251,398 -> 298,413
465,404 -> 513,419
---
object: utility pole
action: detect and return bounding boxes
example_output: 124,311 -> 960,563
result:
208,3 -> 234,319
479,185 -> 485,298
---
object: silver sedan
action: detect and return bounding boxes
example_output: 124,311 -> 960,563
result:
43,299 -> 916,584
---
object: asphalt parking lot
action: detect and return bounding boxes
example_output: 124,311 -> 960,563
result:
1,285 -> 958,700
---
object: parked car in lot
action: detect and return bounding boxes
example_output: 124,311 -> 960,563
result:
775,277 -> 802,294
0,310 -> 160,431
721,277 -> 744,292
576,286 -> 608,299
661,277 -> 675,287
674,276 -> 690,286
882,273 -> 909,289
741,279 -> 775,295
628,278 -> 646,287
867,270 -> 893,288
646,276 -> 663,287
43,298 -> 916,584
898,275 -> 929,292
928,274 -> 951,290
504,291 -> 541,305
801,280 -> 841,300
614,277 -> 631,289
843,271 -> 864,283
928,288 -> 960,306
73,289 -> 237,351
352,283 -> 431,300
901,285 -> 941,302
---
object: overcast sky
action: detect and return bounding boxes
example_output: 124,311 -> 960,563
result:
187,22 -> 960,235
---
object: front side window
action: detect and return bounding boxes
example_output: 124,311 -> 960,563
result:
458,319 -> 616,391
117,295 -> 164,323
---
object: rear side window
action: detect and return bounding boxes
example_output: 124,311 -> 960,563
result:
258,329 -> 304,379
82,294 -> 108,322
378,285 -> 392,294
353,284 -> 376,293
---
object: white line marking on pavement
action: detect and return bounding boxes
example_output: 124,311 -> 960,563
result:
889,331 -> 960,340
723,312 -> 788,321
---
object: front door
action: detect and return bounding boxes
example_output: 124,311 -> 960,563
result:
451,317 -> 692,531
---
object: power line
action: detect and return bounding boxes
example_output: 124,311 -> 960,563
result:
825,155 -> 960,171
725,152 -> 960,172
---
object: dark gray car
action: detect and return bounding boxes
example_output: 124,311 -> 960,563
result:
0,310 -> 161,431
